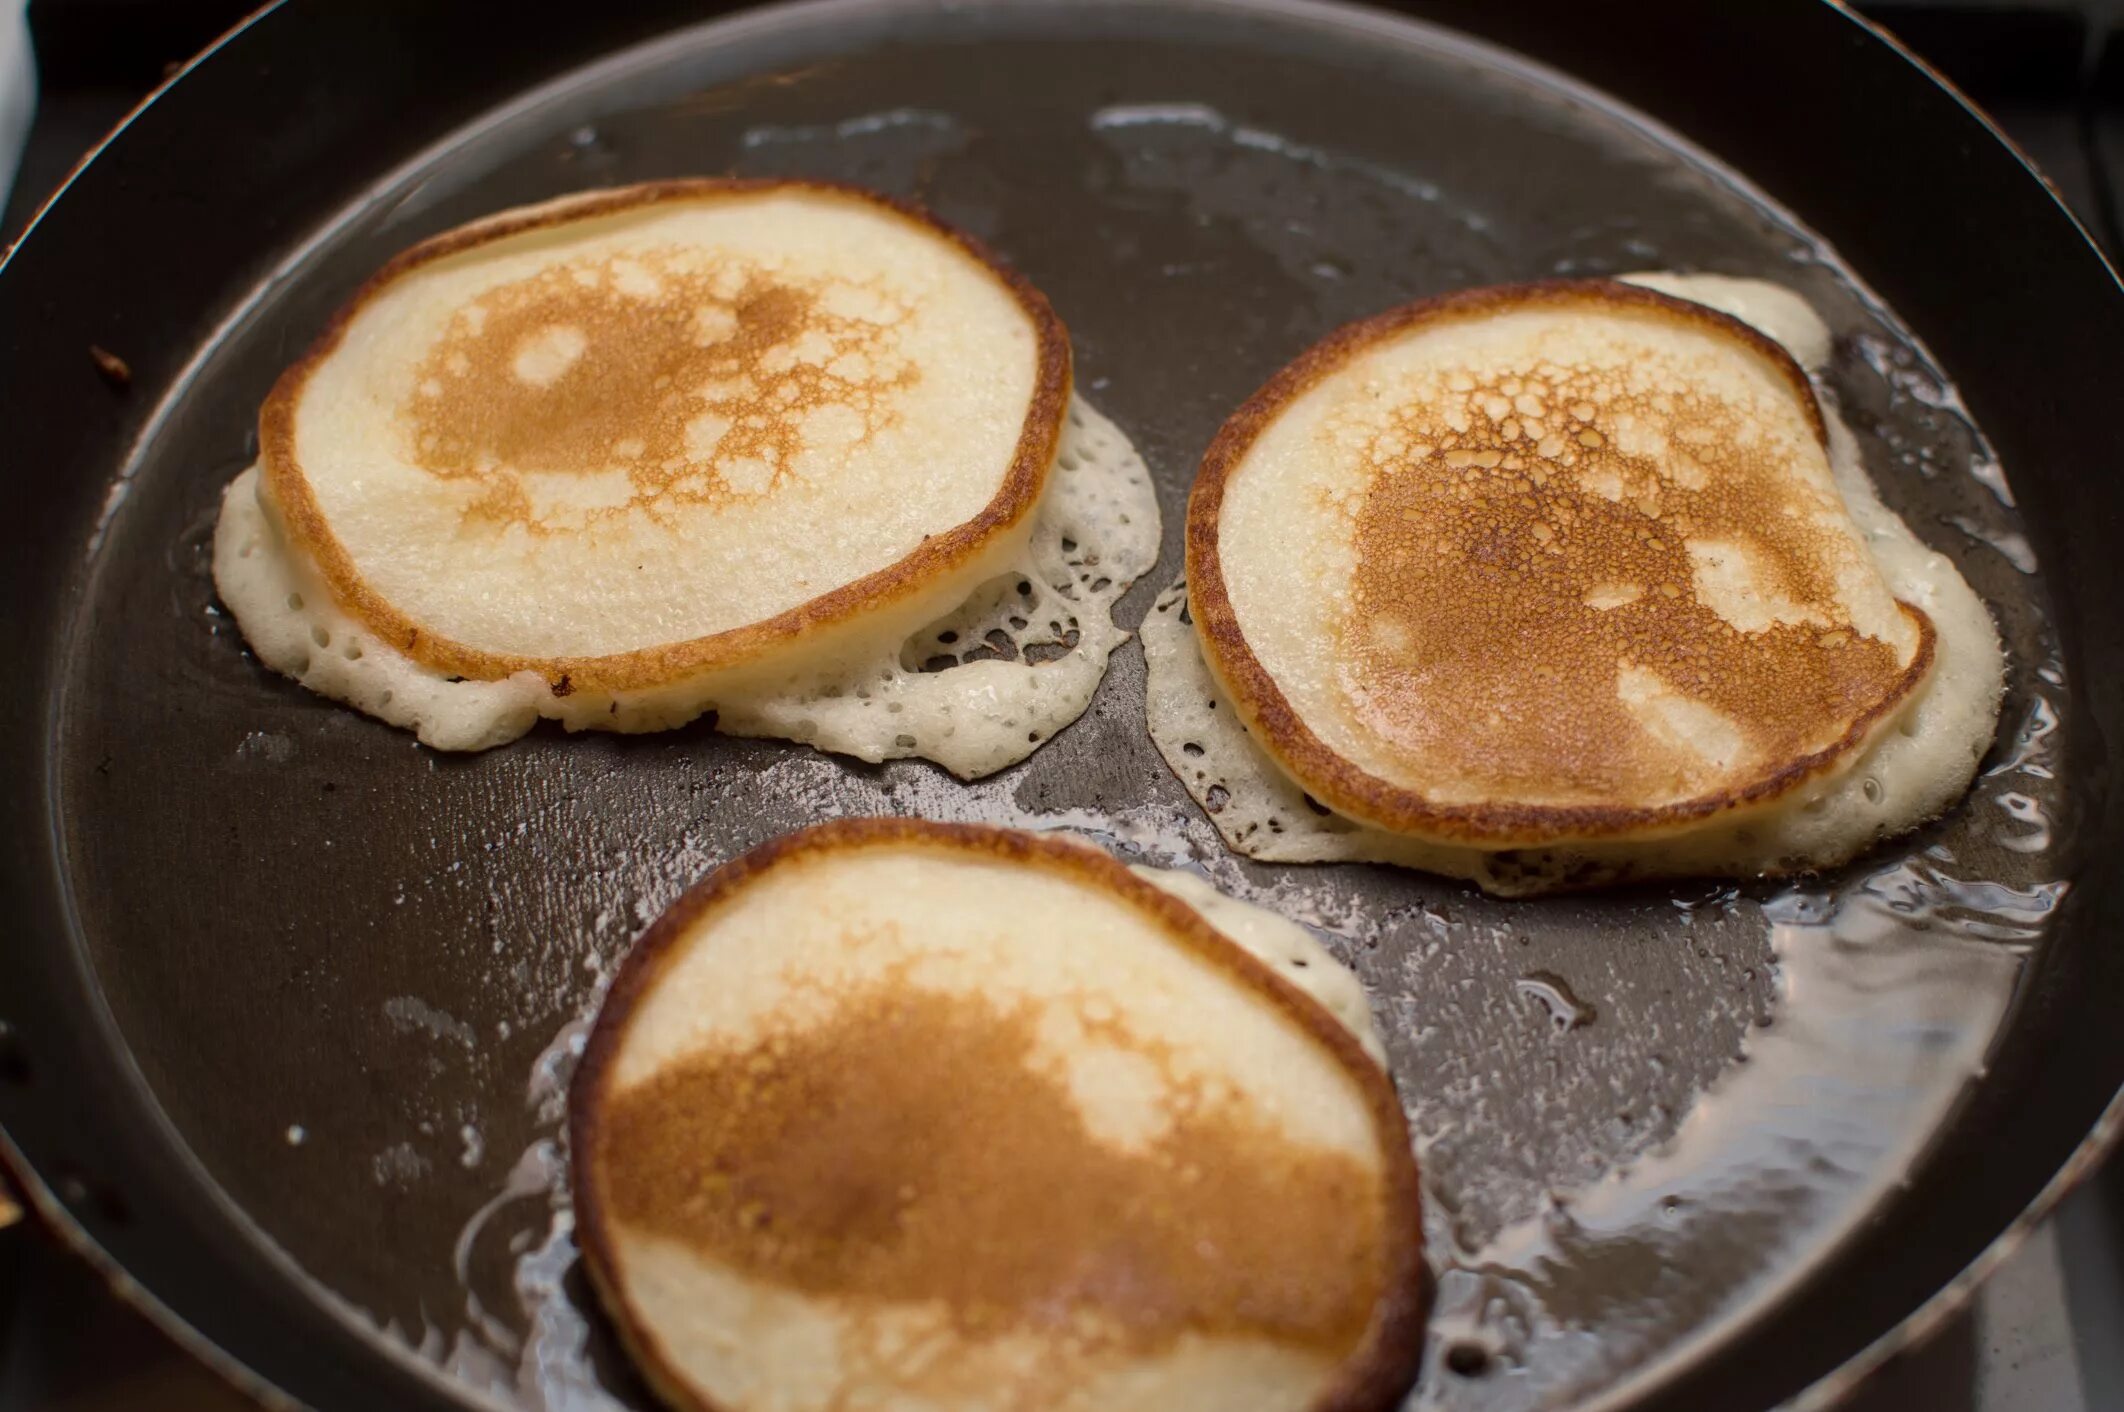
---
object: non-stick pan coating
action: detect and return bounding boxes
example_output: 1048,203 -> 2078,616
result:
1,3 -> 2120,1411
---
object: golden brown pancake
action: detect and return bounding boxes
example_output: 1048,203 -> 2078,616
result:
1185,279 -> 1936,849
570,820 -> 1426,1412
266,179 -> 1064,690
213,180 -> 1176,770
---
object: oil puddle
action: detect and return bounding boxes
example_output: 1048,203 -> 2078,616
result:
416,764 -> 2066,1412
1421,867 -> 2050,1411
1515,973 -> 1596,1033
426,999 -> 626,1411
1413,669 -> 2068,1410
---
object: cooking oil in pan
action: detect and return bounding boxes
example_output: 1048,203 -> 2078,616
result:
89,25 -> 2071,1410
441,95 -> 2063,1412
423,658 -> 2064,1412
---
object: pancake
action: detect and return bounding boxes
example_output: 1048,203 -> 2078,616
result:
211,181 -> 1159,775
569,820 -> 1425,1412
1150,276 -> 2003,893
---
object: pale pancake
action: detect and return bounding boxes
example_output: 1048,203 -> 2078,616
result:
213,181 -> 1181,769
1186,279 -> 1936,848
215,394 -> 1159,772
1148,276 -> 2003,893
273,178 -> 1063,683
570,820 -> 1426,1412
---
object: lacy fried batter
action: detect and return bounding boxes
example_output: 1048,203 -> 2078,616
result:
213,179 -> 1161,769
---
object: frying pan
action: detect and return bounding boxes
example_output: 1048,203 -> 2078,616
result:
1,2 -> 2119,1409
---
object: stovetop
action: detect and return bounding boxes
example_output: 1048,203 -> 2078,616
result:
2,2 -> 2121,1410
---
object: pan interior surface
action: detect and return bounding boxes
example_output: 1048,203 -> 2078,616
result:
24,3 -> 2093,1411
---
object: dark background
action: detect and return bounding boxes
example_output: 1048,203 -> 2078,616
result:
1,1 -> 2120,1410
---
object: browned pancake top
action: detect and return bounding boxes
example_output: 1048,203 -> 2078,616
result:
258,180 -> 1070,691
1187,282 -> 1936,843
1337,324 -> 1911,806
405,251 -> 917,534
599,980 -> 1383,1353
569,820 -> 1431,1412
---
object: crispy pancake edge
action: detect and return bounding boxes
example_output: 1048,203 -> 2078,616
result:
260,179 -> 1072,694
567,817 -> 1430,1412
1184,278 -> 1937,848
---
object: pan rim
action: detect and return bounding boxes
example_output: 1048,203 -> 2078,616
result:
1760,9 -> 2124,1400
1,1 -> 2118,1410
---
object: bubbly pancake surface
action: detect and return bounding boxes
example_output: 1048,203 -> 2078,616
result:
570,821 -> 1424,1412
265,180 -> 1066,689
1188,281 -> 1934,845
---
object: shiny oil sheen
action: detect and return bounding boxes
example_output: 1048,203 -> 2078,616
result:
27,5 -> 2083,1412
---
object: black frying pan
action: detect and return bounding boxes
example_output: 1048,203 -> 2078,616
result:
1,2 -> 2120,1410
